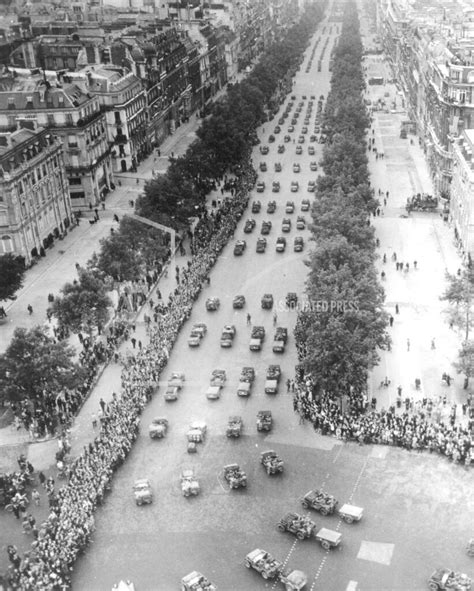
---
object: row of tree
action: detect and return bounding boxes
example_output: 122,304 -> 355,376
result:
0,3 -> 325,409
294,2 -> 389,398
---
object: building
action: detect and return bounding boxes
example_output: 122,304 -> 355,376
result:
0,125 -> 72,264
451,129 -> 474,257
0,73 -> 114,211
72,65 -> 147,172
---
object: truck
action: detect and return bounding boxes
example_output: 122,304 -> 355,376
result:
428,569 -> 472,591
272,327 -> 288,353
250,326 -> 265,351
277,512 -> 317,539
244,548 -> 283,580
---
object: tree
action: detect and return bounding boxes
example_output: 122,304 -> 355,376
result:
455,340 -> 474,384
0,253 -> 25,302
0,326 -> 86,405
93,217 -> 166,282
52,269 -> 112,335
440,268 -> 474,341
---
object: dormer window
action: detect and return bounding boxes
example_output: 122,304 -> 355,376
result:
8,97 -> 15,110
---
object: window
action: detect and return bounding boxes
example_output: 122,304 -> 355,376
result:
68,177 -> 82,185
0,211 -> 8,226
66,113 -> 73,126
0,235 -> 13,253
70,191 -> 85,199
68,135 -> 78,148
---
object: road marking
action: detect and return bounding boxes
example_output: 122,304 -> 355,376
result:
271,537 -> 299,590
357,541 -> 394,565
346,582 -> 359,591
309,553 -> 329,591
347,456 -> 369,503
332,442 -> 344,463
216,472 -> 229,493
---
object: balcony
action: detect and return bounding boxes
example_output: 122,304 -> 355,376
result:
114,134 -> 128,144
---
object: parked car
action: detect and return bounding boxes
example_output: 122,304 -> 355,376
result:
261,220 -> 272,235
290,181 -> 299,192
260,145 -> 269,154
259,162 -> 267,172
277,144 -> 285,154
187,323 -> 207,347
220,325 -> 236,348
181,572 -> 216,591
284,135 -> 291,143
256,181 -> 265,193
285,201 -> 295,213
307,181 -> 316,193
310,161 -> 318,171
293,163 -> 301,173
133,479 -> 153,506
261,293 -> 274,309
308,146 -> 315,155
296,216 -> 306,230
282,218 -> 292,233
274,162 -> 282,172
296,146 -> 303,154
272,181 -> 281,193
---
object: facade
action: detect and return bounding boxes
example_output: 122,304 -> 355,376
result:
0,126 -> 72,264
379,0 -> 474,258
0,74 -> 113,211
451,130 -> 474,255
72,66 -> 147,172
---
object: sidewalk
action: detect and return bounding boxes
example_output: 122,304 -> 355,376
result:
0,100 -> 217,453
365,59 -> 469,421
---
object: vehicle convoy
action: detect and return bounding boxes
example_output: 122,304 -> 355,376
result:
406,193 -> 438,213
240,366 -> 256,383
314,527 -> 342,550
187,323 -> 207,347
133,479 -> 153,506
245,548 -> 283,580
276,237 -> 287,252
265,365 -> 281,394
256,237 -> 267,253
233,295 -> 245,309
187,421 -> 207,443
257,410 -> 273,432
267,200 -> 277,213
226,415 -> 243,438
273,327 -> 288,353
223,464 -> 247,489
220,325 -> 236,348
148,417 -> 168,439
252,200 -> 261,213
261,293 -> 274,309
301,489 -> 338,515
279,569 -> 308,591
294,237 -> 304,252
233,240 -> 247,256
244,219 -> 256,233
181,571 -> 217,591
180,468 -> 200,497
261,450 -> 284,474
428,569 -> 471,591
250,326 -> 265,351
277,512 -> 317,539
165,372 -> 185,401
338,504 -> 363,524
205,297 -> 220,311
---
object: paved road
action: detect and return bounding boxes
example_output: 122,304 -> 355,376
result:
70,16 -> 473,591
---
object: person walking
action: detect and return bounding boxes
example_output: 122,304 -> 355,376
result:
389,315 -> 394,327
273,312 -> 278,326
395,304 -> 399,314
431,338 -> 436,350
407,338 -> 410,351
27,304 -> 33,315
246,313 -> 251,325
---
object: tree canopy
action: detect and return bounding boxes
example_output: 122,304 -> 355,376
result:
0,253 -> 25,302
0,326 -> 86,404
295,1 -> 388,398
52,269 -> 112,335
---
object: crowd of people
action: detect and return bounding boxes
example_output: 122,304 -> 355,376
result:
4,161 -> 256,590
293,373 -> 473,465
10,320 -> 132,439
